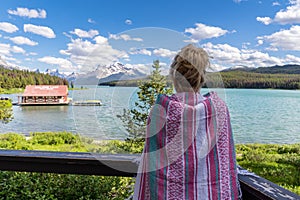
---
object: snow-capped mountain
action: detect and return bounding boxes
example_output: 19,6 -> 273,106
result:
44,68 -> 67,79
75,62 -> 147,85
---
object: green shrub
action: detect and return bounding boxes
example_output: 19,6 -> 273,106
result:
30,132 -> 81,145
0,133 -> 31,150
236,143 -> 300,195
0,171 -> 134,200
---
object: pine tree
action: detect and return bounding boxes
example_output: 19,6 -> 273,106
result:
118,60 -> 173,140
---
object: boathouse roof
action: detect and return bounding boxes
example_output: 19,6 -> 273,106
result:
22,85 -> 68,97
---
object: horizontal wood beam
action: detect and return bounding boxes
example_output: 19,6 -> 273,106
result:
0,149 -> 298,200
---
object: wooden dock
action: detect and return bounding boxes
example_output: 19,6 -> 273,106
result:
71,100 -> 102,106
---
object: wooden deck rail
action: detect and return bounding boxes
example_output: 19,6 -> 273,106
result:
0,149 -> 298,200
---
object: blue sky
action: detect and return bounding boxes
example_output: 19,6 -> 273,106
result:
1,0 -> 300,74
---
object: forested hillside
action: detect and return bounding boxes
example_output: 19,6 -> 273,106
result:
206,71 -> 300,89
100,70 -> 300,89
223,64 -> 300,74
0,67 -> 69,90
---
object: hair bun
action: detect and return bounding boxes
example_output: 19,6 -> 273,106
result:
170,44 -> 210,92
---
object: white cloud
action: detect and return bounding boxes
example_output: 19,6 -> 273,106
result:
233,0 -> 242,3
60,36 -> 127,72
185,23 -> 228,42
94,36 -> 108,44
88,18 -> 96,24
257,0 -> 300,24
284,54 -> 300,63
24,24 -> 56,38
9,36 -> 38,46
70,28 -> 99,38
8,7 -> 46,18
124,63 -> 149,74
28,52 -> 37,56
258,25 -> 300,50
125,19 -> 132,25
0,22 -> 19,33
272,1 -> 280,6
129,48 -> 152,56
11,46 -> 25,54
0,43 -> 11,56
256,17 -> 272,25
242,42 -> 251,49
153,48 -> 178,58
202,42 -> 286,68
109,34 -> 143,42
0,43 -> 25,56
183,38 -> 199,43
38,56 -> 74,71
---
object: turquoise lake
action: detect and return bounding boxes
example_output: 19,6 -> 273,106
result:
1,87 -> 299,144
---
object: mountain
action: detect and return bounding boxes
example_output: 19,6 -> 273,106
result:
222,65 -> 253,72
222,64 -> 300,74
75,62 -> 147,85
45,68 -> 67,79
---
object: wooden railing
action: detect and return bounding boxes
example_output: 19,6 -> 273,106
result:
0,149 -> 298,200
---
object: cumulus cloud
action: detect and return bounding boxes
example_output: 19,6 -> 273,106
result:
9,36 -> 38,46
153,48 -> 178,58
70,28 -> 99,38
272,1 -> 280,6
202,42 -> 289,68
8,7 -> 46,18
0,43 -> 25,56
124,63 -> 149,74
109,34 -> 143,42
257,39 -> 264,46
129,48 -> 152,56
284,54 -> 300,63
256,17 -> 272,25
60,36 -> 127,72
0,43 -> 12,56
11,46 -> 25,54
185,23 -> 228,42
258,25 -> 300,51
257,0 -> 300,24
24,24 -> 56,38
0,22 -> 19,33
125,19 -> 132,25
38,56 -> 74,71
88,18 -> 96,24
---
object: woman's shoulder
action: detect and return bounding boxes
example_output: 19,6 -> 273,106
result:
203,91 -> 228,107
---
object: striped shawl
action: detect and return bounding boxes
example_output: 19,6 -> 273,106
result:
133,92 -> 241,200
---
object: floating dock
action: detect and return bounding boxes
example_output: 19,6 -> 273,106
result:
71,100 -> 102,106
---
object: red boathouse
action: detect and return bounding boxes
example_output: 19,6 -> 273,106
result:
18,85 -> 70,106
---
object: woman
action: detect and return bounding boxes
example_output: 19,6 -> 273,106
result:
133,44 -> 241,200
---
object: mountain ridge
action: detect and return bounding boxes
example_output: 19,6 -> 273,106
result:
222,64 -> 300,74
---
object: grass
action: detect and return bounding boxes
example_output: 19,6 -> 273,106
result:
0,88 -> 24,94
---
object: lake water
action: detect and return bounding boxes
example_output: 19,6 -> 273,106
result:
0,87 -> 299,144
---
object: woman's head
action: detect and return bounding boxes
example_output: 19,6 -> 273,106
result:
170,44 -> 210,93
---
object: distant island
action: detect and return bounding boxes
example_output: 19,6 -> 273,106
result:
99,64 -> 300,90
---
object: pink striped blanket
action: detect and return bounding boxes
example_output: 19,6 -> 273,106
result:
133,92 -> 241,200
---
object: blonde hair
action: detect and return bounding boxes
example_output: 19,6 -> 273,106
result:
170,44 -> 209,92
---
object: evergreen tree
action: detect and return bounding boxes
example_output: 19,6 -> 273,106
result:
118,60 -> 173,140
0,99 -> 13,124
